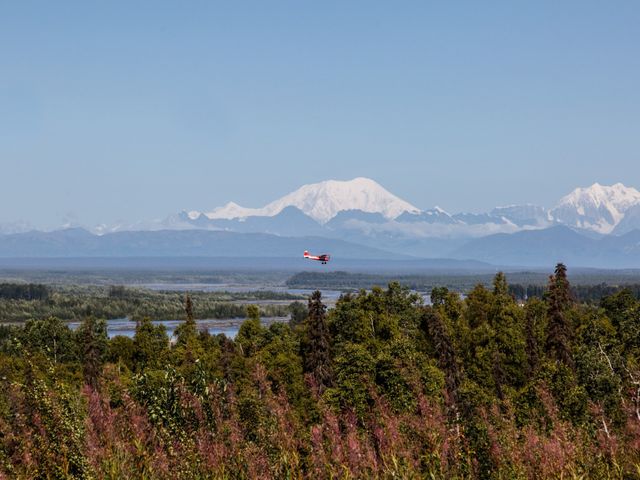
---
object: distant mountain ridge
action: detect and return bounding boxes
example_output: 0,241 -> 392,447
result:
0,228 -> 411,260
451,226 -> 640,268
3,179 -> 640,269
0,225 -> 638,269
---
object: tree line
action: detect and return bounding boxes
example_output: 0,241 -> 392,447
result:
509,282 -> 640,303
0,285 -> 293,323
0,264 -> 639,478
0,282 -> 49,300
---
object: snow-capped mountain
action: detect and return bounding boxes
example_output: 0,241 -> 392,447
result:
490,204 -> 551,228
396,207 -> 460,225
178,180 -> 640,242
196,177 -> 420,224
549,183 -> 640,234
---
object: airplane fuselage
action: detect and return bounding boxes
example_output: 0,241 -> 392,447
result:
303,251 -> 330,264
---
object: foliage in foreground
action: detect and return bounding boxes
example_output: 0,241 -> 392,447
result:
1,264 -> 640,478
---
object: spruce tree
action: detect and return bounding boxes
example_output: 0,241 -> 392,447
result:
492,271 -> 509,298
423,308 -> 460,413
175,293 -> 198,347
302,290 -> 333,392
185,293 -> 194,322
76,316 -> 108,389
546,263 -> 574,367
489,272 -> 528,395
174,293 -> 202,370
525,303 -> 540,376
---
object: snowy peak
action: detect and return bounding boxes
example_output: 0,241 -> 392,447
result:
396,206 -> 459,225
202,177 -> 420,224
550,183 -> 640,234
263,177 -> 419,223
204,202 -> 262,220
490,204 -> 551,227
557,183 -> 640,211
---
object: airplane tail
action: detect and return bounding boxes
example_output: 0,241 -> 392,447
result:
303,250 -> 309,257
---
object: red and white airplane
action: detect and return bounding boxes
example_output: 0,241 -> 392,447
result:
303,250 -> 330,264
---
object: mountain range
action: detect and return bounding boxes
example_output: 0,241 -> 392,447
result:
1,178 -> 640,269
177,178 -> 640,237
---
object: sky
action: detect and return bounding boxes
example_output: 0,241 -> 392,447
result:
1,1 -> 639,229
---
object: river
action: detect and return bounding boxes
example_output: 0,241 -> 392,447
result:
68,316 -> 288,339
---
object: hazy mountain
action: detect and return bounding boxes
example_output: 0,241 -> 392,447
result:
490,204 -> 551,227
452,226 -> 640,268
451,212 -> 508,225
0,228 -> 411,260
601,229 -> 640,257
324,210 -> 389,229
0,221 -> 33,235
8,223 -> 628,269
0,228 -> 99,257
396,207 -> 459,225
183,207 -> 326,237
612,204 -> 640,235
549,183 -> 640,234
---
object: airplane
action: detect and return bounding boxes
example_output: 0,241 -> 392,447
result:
303,250 -> 330,264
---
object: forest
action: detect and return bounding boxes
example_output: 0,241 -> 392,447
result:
0,263 -> 639,478
287,270 -> 640,303
0,284 -> 296,323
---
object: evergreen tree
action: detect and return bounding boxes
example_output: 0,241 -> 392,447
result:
601,288 -> 640,356
175,293 -> 198,347
423,307 -> 460,412
185,293 -> 194,322
302,290 -> 333,392
76,316 -> 108,389
524,298 -> 546,376
546,263 -> 574,367
465,284 -> 493,329
492,271 -> 509,298
489,272 -> 528,395
173,293 -> 203,371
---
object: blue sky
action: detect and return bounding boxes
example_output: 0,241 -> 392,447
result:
1,1 -> 639,228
